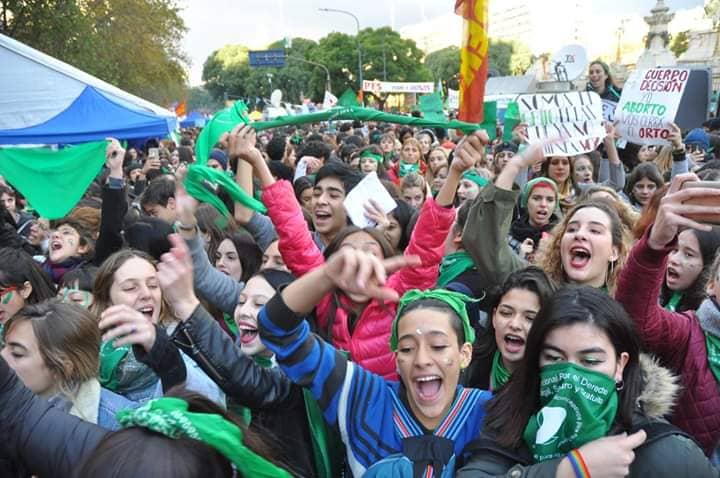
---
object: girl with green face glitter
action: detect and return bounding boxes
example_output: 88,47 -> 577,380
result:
0,247 -> 56,324
457,287 -> 714,477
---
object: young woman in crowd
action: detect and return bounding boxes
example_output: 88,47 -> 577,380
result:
416,128 -> 436,159
463,140 -> 631,297
357,145 -> 388,179
540,156 -> 580,212
425,146 -> 449,187
585,60 -> 622,102
0,247 -> 56,324
257,244 -> 492,477
431,163 -> 449,194
461,266 -> 556,391
400,172 -> 428,209
615,173 -> 720,457
2,301 -> 136,430
379,132 -> 397,165
572,124 -> 626,191
456,169 -> 489,205
625,162 -> 665,212
293,176 -> 314,210
0,185 -> 34,237
381,200 -> 415,254
244,125 -> 483,379
507,177 -> 561,262
388,137 -> 427,184
457,286 -> 714,476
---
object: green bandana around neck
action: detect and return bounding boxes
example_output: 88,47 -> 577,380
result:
0,141 -> 108,219
523,362 -> 618,462
99,341 -> 131,391
117,397 -> 291,478
398,159 -> 420,177
665,291 -> 683,312
392,289 -> 477,351
223,312 -> 238,337
360,150 -> 383,163
461,169 -> 489,188
490,350 -> 511,391
705,332 -> 720,386
437,251 -> 476,287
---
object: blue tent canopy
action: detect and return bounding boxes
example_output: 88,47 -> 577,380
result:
180,111 -> 207,129
0,86 -> 176,145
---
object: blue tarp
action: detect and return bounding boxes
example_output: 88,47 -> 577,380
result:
0,86 -> 176,145
180,111 -> 207,129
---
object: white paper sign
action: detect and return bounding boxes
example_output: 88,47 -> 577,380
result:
343,172 -> 397,228
602,99 -> 617,122
448,89 -> 460,109
615,67 -> 690,146
516,91 -> 606,156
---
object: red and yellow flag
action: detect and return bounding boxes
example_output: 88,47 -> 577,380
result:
455,0 -> 489,123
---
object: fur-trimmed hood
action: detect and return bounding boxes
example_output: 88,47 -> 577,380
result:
637,354 -> 681,419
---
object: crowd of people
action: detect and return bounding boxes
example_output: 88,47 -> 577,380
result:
1,60 -> 720,477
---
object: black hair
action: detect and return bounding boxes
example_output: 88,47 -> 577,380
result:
306,133 -> 323,143
124,217 -> 173,261
267,160 -> 294,182
343,135 -> 365,149
323,226 -> 395,261
484,287 -> 643,449
140,177 -> 176,209
387,199 -> 415,253
398,127 -> 414,143
196,204 -> 236,263
177,146 -> 194,164
0,248 -> 56,302
625,162 -> 664,207
314,162 -> 363,196
297,141 -> 331,162
266,134 -> 287,162
293,176 -> 314,203
338,143 -> 359,163
216,231 -> 263,283
399,298 -> 465,347
59,266 -> 98,292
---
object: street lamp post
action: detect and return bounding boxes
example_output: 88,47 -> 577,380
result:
288,56 -> 332,93
319,8 -> 363,93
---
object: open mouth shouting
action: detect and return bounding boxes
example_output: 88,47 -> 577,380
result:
503,333 -> 526,355
136,304 -> 155,321
237,320 -> 259,345
414,375 -> 443,405
568,245 -> 592,270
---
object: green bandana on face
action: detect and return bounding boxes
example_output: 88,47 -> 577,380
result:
490,350 -> 511,391
705,333 -> 720,385
523,362 -> 618,462
117,397 -> 291,478
392,289 -> 477,351
437,251 -> 476,287
398,160 -> 420,177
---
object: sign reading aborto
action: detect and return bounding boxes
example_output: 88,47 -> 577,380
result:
515,91 -> 605,156
614,67 -> 691,145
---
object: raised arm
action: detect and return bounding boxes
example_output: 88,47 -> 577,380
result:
94,139 -> 128,265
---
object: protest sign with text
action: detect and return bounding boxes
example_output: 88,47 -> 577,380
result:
362,80 -> 434,94
516,91 -> 605,156
615,67 -> 690,146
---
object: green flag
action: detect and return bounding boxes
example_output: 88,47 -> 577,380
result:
195,101 -> 250,165
481,101 -> 498,141
0,141 -> 108,219
337,89 -> 360,107
419,92 -> 446,122
503,101 -> 520,142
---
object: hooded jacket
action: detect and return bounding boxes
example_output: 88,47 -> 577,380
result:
262,179 -> 454,379
616,229 -> 720,455
456,355 -> 717,477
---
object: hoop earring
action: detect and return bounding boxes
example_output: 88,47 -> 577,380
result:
615,380 -> 624,391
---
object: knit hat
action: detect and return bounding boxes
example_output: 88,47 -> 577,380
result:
684,128 -> 710,151
493,141 -> 519,156
521,177 -> 560,211
209,149 -> 228,170
256,269 -> 294,292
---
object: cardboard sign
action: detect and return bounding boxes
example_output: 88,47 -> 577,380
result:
602,100 -> 617,122
615,67 -> 690,145
516,91 -> 605,156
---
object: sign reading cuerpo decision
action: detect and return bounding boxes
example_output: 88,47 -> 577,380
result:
615,67 -> 690,145
516,91 -> 605,156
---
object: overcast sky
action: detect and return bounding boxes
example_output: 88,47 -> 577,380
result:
179,0 -> 704,85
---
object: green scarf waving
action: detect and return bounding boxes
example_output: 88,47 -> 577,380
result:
437,251 -> 476,287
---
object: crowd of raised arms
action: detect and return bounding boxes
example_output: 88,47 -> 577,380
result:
3,62 -> 720,478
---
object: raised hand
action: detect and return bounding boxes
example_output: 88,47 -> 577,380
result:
99,304 -> 156,353
227,125 -> 258,163
453,130 -> 490,173
157,234 -> 199,321
105,138 -> 125,178
668,122 -> 683,150
363,199 -> 390,229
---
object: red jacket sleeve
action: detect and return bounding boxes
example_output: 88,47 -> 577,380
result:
614,227 -> 692,370
262,180 -> 325,278
387,197 -> 456,294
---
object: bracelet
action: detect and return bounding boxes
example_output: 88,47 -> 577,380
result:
567,449 -> 591,478
174,221 -> 196,232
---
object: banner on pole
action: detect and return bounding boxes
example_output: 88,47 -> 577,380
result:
615,67 -> 690,145
456,0 -> 489,123
323,91 -> 338,109
516,91 -> 605,156
361,80 -> 434,94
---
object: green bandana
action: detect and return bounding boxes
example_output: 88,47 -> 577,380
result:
523,362 -> 618,462
398,160 -> 420,177
705,332 -> 720,386
461,169 -> 489,188
223,313 -> 238,337
360,150 -> 383,163
392,289 -> 477,351
195,101 -> 249,164
665,291 -> 683,312
490,350 -> 511,391
183,164 -> 267,218
437,251 -> 476,287
117,397 -> 291,477
0,141 -> 107,219
99,341 -> 130,391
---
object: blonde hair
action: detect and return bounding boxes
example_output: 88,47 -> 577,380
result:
578,185 -> 639,232
653,145 -> 674,176
536,200 -> 632,293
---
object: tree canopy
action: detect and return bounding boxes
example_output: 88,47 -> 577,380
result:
1,0 -> 188,104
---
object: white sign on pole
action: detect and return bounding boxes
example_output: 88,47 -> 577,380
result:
615,67 -> 690,145
323,91 -> 338,109
448,89 -> 460,109
516,91 -> 606,156
362,80 -> 434,94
